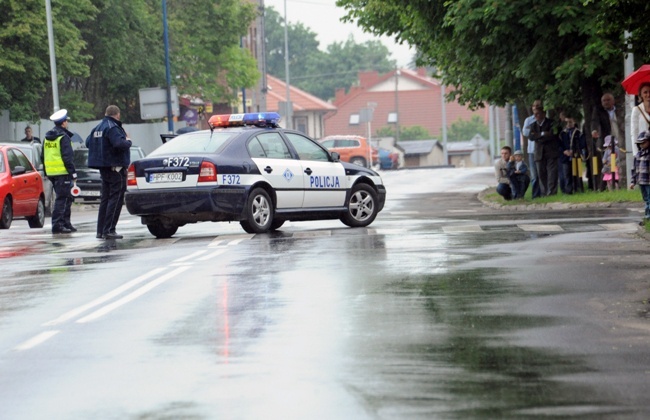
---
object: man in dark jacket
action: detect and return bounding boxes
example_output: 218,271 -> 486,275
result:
43,109 -> 77,234
529,106 -> 560,196
86,105 -> 132,239
590,93 -> 626,190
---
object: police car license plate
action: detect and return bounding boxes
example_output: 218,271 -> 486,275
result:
84,190 -> 101,196
149,172 -> 183,183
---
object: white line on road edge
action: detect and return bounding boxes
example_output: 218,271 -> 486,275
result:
75,266 -> 191,323
43,267 -> 167,326
196,248 -> 228,261
14,330 -> 60,351
173,250 -> 208,262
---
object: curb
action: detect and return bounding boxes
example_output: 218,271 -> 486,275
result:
477,187 -> 649,240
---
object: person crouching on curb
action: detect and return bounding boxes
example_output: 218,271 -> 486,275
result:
495,146 -> 513,200
508,150 -> 530,199
43,109 -> 77,234
630,131 -> 650,225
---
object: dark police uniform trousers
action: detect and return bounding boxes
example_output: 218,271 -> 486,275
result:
97,167 -> 127,236
51,174 -> 74,230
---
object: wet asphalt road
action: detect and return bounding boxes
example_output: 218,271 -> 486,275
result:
0,167 -> 649,419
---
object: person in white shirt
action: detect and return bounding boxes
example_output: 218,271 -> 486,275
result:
522,100 -> 542,198
631,82 -> 650,142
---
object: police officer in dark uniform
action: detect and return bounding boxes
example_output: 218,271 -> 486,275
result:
43,109 -> 77,234
86,105 -> 132,239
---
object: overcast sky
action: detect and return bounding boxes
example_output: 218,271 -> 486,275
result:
264,0 -> 415,68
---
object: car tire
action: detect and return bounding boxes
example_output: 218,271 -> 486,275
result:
350,156 -> 367,167
270,218 -> 285,231
240,188 -> 273,234
340,183 -> 379,228
146,222 -> 178,239
0,196 -> 12,229
27,198 -> 45,228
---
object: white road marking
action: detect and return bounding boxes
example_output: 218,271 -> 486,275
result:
43,267 -> 167,326
600,223 -> 639,231
443,224 -> 483,233
173,250 -> 207,262
14,330 -> 60,351
518,224 -> 564,232
447,209 -> 478,213
197,249 -> 228,261
76,266 -> 191,323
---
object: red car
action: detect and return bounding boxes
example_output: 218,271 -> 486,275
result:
0,143 -> 45,229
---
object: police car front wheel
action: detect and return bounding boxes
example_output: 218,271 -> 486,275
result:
341,183 -> 378,228
240,188 -> 274,234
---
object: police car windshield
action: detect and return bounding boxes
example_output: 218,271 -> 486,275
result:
148,131 -> 236,156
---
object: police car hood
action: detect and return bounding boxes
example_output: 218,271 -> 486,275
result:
340,161 -> 380,177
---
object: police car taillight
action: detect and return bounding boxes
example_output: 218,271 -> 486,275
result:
198,161 -> 217,182
127,164 -> 137,186
208,112 -> 281,129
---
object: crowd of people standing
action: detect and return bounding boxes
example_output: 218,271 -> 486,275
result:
495,92 -> 634,201
494,88 -> 650,224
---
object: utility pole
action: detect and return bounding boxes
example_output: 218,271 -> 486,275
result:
163,0 -> 174,133
45,0 -> 59,111
283,0 -> 292,129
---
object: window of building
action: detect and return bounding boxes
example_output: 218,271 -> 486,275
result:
387,112 -> 397,124
349,114 -> 360,125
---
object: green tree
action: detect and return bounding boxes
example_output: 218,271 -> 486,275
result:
303,37 -> 395,100
264,6 -> 395,100
76,0 -> 162,121
445,115 -> 489,141
167,0 -> 259,112
336,0 -> 627,133
0,0 -> 96,121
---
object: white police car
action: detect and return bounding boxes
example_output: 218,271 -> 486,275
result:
125,112 -> 386,238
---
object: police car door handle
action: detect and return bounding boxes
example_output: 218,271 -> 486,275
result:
264,166 -> 273,173
304,168 -> 313,175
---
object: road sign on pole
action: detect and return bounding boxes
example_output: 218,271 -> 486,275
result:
139,87 -> 179,120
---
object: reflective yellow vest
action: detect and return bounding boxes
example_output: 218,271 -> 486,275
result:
43,135 -> 68,176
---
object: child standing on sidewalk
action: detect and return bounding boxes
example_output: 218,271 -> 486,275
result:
602,135 -> 622,191
630,131 -> 650,225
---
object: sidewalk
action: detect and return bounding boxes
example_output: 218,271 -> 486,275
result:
477,187 -> 650,240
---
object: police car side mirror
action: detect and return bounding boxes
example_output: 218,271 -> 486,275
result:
12,166 -> 27,176
330,151 -> 341,162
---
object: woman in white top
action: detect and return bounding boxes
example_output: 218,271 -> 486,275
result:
631,82 -> 650,141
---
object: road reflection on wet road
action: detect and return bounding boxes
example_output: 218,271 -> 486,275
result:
1,167 -> 649,418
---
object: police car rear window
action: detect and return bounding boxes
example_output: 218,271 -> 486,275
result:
149,131 -> 236,156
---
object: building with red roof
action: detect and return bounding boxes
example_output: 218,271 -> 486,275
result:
325,68 -> 490,145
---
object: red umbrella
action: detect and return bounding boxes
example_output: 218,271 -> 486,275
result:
621,64 -> 650,95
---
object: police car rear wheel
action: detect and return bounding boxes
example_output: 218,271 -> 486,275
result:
0,197 -> 12,229
147,222 -> 178,239
341,183 -> 378,228
27,198 -> 45,228
240,188 -> 273,234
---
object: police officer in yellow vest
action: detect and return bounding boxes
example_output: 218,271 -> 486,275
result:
43,109 -> 78,234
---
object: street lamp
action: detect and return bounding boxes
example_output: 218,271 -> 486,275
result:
162,0 -> 174,133
45,0 -> 59,111
394,69 -> 400,143
283,0 -> 292,129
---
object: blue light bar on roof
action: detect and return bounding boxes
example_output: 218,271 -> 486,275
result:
209,112 -> 281,128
